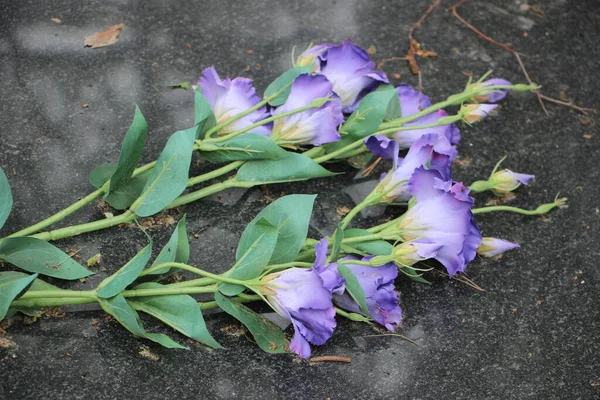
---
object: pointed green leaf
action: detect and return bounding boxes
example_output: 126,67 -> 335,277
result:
197,134 -> 289,163
195,88 -> 216,139
99,294 -> 186,349
147,216 -> 190,275
0,168 -> 13,230
0,272 -> 38,320
89,163 -> 151,210
97,242 -> 152,298
220,219 -> 278,296
338,265 -> 371,317
134,127 -> 196,217
325,84 -> 398,153
214,292 -> 289,353
236,194 -> 316,264
130,282 -> 222,349
107,106 -> 148,195
0,237 -> 93,280
264,65 -> 315,106
236,153 -> 336,184
400,266 -> 431,284
329,225 -> 344,262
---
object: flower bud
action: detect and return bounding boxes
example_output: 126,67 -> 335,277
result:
489,169 -> 534,193
477,237 -> 519,257
467,78 -> 511,103
461,104 -> 498,123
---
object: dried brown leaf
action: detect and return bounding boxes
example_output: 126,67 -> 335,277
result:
84,24 -> 124,49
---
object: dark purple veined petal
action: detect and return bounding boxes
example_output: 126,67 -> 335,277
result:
364,135 -> 399,160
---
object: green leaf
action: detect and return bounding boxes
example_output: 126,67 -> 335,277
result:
0,167 -> 13,230
329,225 -> 344,262
236,194 -> 316,264
0,238 -> 93,280
220,218 -> 278,296
107,106 -> 148,195
197,134 -> 289,163
97,242 -> 152,298
347,153 -> 373,169
400,267 -> 431,284
130,282 -> 222,349
338,265 -> 371,317
325,84 -> 398,153
2,271 -> 58,318
236,153 -> 336,184
147,216 -> 190,275
0,272 -> 38,320
89,163 -> 151,210
385,86 -> 402,121
344,228 -> 393,256
264,65 -> 314,106
214,292 -> 289,353
195,88 -> 216,139
134,127 -> 196,217
99,294 -> 186,349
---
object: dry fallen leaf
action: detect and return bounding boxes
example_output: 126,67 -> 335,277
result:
336,206 -> 351,216
583,134 -> 593,139
393,73 -> 401,79
84,24 -> 124,49
51,17 -> 62,24
367,45 -> 377,55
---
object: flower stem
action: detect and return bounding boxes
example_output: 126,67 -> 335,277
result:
30,211 -> 135,241
186,161 -> 244,187
166,179 -> 255,209
472,197 -> 567,215
204,99 -> 269,138
140,262 -> 262,287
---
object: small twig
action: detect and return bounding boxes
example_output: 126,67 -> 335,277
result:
406,0 -> 443,75
309,355 -> 352,363
449,0 -> 594,115
362,156 -> 382,176
377,56 -> 409,69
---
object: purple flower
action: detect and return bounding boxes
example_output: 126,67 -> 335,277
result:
198,67 -> 271,135
262,268 -> 336,358
271,74 -> 343,146
470,78 -> 512,103
295,43 -> 332,67
364,135 -> 398,160
392,85 -> 461,149
375,134 -> 457,202
310,40 -> 389,113
490,169 -> 535,193
461,104 -> 498,123
313,238 -> 346,295
477,237 -> 520,257
333,257 -> 402,331
387,168 -> 482,276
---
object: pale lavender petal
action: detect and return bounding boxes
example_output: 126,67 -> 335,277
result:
272,74 -> 343,145
289,329 -> 312,358
508,171 -> 535,185
289,307 -> 337,346
313,239 -> 346,296
313,238 -> 328,270
480,78 -> 512,103
396,84 -> 432,116
393,109 -> 461,148
198,67 -> 271,135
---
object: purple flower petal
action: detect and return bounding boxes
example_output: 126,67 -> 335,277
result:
395,168 -> 482,276
333,257 -> 402,331
473,78 -> 512,103
199,67 -> 271,135
313,239 -> 346,295
272,74 -> 342,146
490,169 -> 535,192
391,85 -> 461,148
315,40 -> 389,113
364,135 -> 399,160
264,267 -> 337,358
477,237 -> 520,257
376,134 -> 456,202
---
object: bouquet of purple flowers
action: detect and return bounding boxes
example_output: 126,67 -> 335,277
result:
0,41 -> 565,358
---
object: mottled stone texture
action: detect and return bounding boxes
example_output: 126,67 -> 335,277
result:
0,0 -> 598,399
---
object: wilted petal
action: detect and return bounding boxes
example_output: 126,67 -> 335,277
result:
477,237 -> 520,257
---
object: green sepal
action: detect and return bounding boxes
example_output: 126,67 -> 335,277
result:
197,134 -> 289,163
97,242 -> 152,298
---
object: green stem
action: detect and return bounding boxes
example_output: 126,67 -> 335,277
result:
340,197 -> 372,230
122,285 -> 218,297
186,161 -> 244,187
167,277 -> 216,288
213,102 -> 324,143
204,99 -> 269,138
10,297 -> 98,308
303,147 -> 326,158
199,295 -> 260,310
18,290 -> 97,300
140,262 -> 262,286
313,139 -> 364,163
30,211 -> 135,241
472,198 -> 566,215
166,179 -> 255,209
